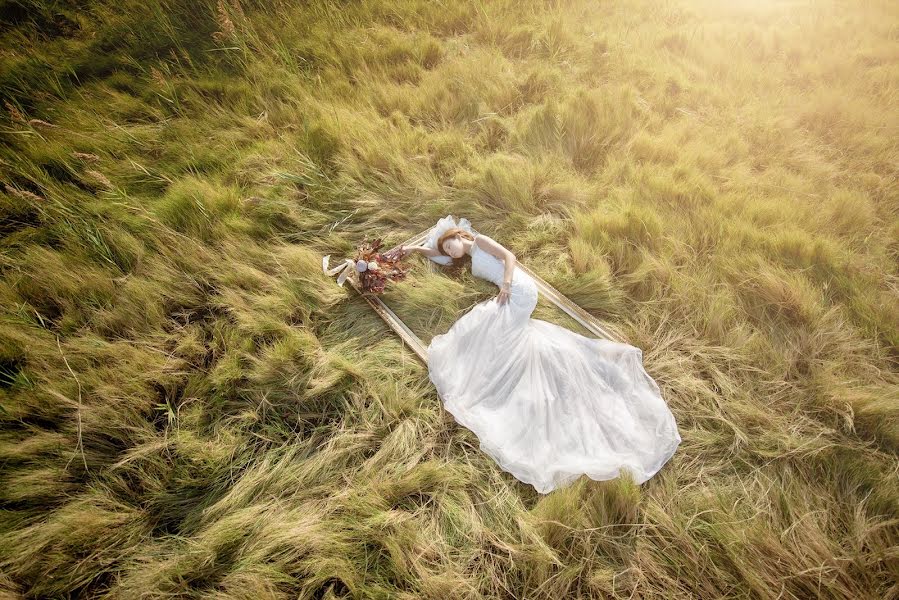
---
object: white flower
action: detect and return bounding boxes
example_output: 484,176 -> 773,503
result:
367,261 -> 379,271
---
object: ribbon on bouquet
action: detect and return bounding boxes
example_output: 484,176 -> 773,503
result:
322,255 -> 356,287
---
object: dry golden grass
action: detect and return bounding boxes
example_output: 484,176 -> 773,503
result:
0,0 -> 896,598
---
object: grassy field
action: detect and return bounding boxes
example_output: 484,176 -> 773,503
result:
1,0 -> 897,597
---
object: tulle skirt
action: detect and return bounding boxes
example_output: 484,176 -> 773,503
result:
427,293 -> 682,494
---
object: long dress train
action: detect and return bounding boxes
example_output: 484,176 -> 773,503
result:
427,234 -> 682,494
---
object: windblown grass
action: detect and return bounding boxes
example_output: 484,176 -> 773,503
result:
0,0 -> 897,598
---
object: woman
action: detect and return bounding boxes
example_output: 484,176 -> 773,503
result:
392,215 -> 681,494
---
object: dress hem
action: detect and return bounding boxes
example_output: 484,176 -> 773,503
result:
432,369 -> 681,495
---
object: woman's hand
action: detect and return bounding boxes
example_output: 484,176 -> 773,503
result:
384,244 -> 413,260
496,282 -> 511,305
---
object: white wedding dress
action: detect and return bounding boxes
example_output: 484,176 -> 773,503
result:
427,234 -> 682,494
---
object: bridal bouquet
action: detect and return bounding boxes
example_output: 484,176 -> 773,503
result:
322,238 -> 410,294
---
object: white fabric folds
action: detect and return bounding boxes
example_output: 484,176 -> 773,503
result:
427,235 -> 682,493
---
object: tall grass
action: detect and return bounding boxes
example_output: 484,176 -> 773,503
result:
0,0 -> 897,598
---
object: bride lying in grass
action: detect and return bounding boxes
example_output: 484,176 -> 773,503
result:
389,215 -> 681,494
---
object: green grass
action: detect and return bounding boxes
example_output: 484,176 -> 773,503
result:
0,0 -> 897,597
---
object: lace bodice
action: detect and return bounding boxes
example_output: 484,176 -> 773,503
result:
469,234 -> 538,304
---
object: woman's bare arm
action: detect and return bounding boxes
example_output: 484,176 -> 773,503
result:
407,244 -> 442,258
